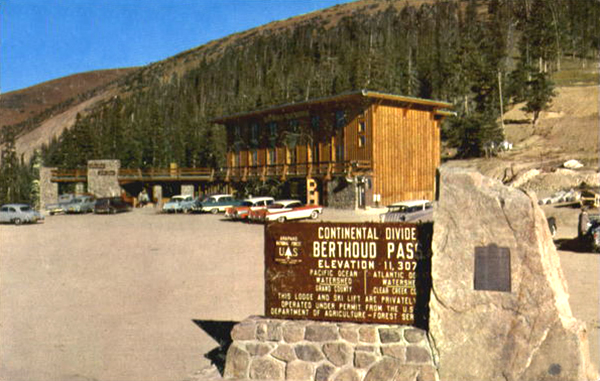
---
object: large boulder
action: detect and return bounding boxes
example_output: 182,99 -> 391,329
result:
429,167 -> 597,381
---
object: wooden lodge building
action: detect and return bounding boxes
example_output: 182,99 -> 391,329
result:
212,90 -> 452,209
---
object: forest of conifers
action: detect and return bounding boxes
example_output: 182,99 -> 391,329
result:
1,0 -> 599,204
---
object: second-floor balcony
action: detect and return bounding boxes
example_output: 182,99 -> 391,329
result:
50,160 -> 372,183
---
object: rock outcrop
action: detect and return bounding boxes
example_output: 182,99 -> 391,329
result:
429,167 -> 597,381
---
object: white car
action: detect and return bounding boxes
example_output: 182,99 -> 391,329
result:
379,200 -> 433,222
193,194 -> 242,214
248,199 -> 323,223
65,195 -> 96,214
0,204 -> 44,225
225,196 -> 275,220
162,195 -> 195,213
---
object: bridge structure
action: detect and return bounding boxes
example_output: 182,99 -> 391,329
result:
40,159 -> 372,211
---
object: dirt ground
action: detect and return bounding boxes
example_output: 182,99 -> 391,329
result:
0,205 -> 597,381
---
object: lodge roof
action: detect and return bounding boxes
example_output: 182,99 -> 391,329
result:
211,89 -> 454,124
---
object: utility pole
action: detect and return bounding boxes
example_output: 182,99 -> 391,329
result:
498,71 -> 505,135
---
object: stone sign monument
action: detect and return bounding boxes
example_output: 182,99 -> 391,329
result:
224,222 -> 436,381
87,159 -> 122,198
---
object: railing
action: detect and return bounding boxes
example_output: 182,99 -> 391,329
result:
50,160 -> 371,183
50,169 -> 88,182
224,160 -> 371,180
118,167 -> 218,180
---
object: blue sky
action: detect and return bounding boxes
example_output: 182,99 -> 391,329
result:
0,0 -> 352,93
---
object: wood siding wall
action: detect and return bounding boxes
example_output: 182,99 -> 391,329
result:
370,103 -> 440,206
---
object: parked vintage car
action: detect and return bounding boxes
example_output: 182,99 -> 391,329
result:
0,204 -> 44,225
248,199 -> 322,223
588,223 -> 600,252
225,196 -> 275,220
580,212 -> 600,252
580,189 -> 600,208
94,197 -> 132,214
193,194 -> 242,214
45,193 -> 76,215
162,195 -> 196,213
379,200 -> 433,223
65,195 -> 96,214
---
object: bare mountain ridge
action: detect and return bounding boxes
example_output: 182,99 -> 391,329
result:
0,68 -> 135,129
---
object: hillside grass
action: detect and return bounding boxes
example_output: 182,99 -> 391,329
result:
552,57 -> 599,86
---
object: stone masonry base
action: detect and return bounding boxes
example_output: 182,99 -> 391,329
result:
224,316 -> 436,381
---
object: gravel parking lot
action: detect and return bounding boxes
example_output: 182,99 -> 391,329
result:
0,205 -> 597,381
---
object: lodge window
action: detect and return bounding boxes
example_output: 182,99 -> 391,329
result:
358,120 -> 366,133
312,143 -> 320,163
251,150 -> 258,166
251,123 -> 259,145
269,122 -> 277,136
268,148 -> 276,165
289,119 -> 299,133
311,115 -> 320,130
335,110 -> 346,128
358,135 -> 366,148
234,125 -> 241,139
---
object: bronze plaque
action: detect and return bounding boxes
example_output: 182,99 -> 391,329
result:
474,244 -> 511,292
265,222 -> 432,325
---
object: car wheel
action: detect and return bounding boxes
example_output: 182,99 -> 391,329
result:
277,216 -> 286,223
210,208 -> 219,215
310,210 -> 320,220
13,218 -> 22,225
49,212 -> 54,216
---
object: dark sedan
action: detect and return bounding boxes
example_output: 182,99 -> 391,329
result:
94,197 -> 132,214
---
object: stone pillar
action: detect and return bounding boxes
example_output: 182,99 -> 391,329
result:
429,167 -> 597,381
326,177 -> 357,209
39,167 -> 58,212
87,160 -> 121,198
181,184 -> 195,197
152,185 -> 163,205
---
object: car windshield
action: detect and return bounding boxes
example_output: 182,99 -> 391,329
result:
389,206 -> 409,213
241,201 -> 253,206
19,206 -> 31,212
270,204 -> 285,209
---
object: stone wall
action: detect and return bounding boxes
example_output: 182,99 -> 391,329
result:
225,317 -> 436,381
326,177 -> 357,209
87,160 -> 121,198
39,167 -> 58,211
181,184 -> 195,197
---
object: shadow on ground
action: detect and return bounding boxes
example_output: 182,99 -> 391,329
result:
192,320 -> 238,375
555,238 -> 597,254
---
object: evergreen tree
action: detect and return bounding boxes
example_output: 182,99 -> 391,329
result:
522,71 -> 556,125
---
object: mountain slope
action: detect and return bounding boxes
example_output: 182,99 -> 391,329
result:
0,68 -> 135,130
